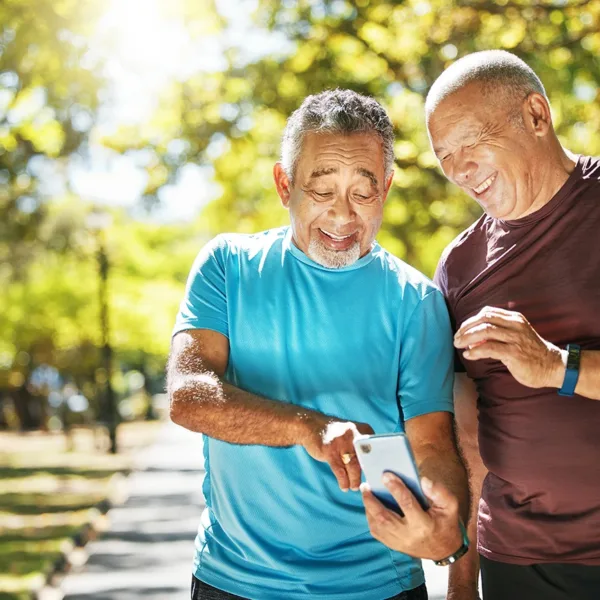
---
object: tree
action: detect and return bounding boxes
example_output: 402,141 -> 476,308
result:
117,0 -> 600,276
0,0 -> 105,279
0,195 -> 200,429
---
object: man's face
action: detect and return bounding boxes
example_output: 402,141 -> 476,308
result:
275,132 -> 393,269
428,83 -> 540,220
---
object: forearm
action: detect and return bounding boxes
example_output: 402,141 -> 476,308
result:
575,350 -> 600,400
448,442 -> 487,591
169,373 -> 325,446
417,446 -> 469,525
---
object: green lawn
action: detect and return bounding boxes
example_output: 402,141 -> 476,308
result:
0,422 -> 161,599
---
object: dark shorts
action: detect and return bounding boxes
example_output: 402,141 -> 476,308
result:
191,574 -> 428,600
480,555 -> 600,600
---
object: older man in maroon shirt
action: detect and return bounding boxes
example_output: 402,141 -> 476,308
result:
425,51 -> 600,600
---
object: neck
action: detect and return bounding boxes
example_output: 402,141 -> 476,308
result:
518,144 -> 577,220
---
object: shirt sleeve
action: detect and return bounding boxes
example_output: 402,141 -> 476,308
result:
398,289 -> 455,420
172,235 -> 229,338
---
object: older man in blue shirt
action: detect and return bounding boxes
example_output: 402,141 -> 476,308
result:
168,89 -> 468,600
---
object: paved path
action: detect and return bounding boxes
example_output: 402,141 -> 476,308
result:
60,421 -> 205,600
59,421 -> 450,599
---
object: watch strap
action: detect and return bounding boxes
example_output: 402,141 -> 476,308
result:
434,521 -> 470,567
558,343 -> 581,397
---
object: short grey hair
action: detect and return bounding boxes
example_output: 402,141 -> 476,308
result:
425,50 -> 548,127
281,89 -> 395,184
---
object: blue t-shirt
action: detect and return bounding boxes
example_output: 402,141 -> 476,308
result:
173,227 -> 454,600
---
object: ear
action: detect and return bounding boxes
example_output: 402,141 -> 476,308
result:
523,93 -> 552,137
273,162 -> 292,208
382,171 -> 394,203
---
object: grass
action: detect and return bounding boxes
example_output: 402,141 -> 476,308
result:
0,421 -> 161,599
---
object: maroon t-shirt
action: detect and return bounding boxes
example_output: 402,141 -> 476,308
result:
434,155 -> 600,565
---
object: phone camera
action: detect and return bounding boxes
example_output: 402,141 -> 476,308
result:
360,444 -> 372,454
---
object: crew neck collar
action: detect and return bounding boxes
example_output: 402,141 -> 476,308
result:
283,227 -> 377,272
497,155 -> 582,229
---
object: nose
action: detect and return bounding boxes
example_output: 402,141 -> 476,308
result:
452,150 -> 478,187
328,194 -> 356,224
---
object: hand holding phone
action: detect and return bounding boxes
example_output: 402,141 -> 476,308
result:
356,433 -> 466,562
353,433 -> 428,515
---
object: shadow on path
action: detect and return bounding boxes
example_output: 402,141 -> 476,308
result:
61,422 -> 205,600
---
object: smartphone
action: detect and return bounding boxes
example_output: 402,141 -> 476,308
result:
353,433 -> 429,515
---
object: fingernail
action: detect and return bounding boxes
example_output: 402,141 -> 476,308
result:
383,473 -> 393,485
341,487 -> 348,492
422,477 -> 433,492
463,350 -> 471,358
351,486 -> 360,492
359,482 -> 370,493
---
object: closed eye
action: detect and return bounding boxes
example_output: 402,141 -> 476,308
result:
311,191 -> 335,202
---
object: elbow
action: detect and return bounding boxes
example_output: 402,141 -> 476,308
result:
168,381 -> 213,433
168,380 -> 198,429
167,372 -> 221,432
168,389 -> 186,426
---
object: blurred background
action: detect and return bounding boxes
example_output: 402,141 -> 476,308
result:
1,0 -> 599,597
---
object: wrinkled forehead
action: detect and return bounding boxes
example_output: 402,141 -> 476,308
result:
427,85 -> 494,145
297,131 -> 385,173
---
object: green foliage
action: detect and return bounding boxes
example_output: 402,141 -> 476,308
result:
3,0 -> 600,428
1,0 -> 105,277
130,0 -> 600,275
0,197 -> 200,406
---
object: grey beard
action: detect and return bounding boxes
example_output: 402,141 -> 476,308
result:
307,237 -> 361,269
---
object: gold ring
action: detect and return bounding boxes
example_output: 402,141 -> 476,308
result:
341,452 -> 355,465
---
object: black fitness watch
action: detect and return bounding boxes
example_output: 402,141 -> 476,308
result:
558,343 -> 581,397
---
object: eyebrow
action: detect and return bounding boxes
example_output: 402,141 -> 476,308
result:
309,166 -> 379,187
357,168 -> 378,187
309,167 -> 338,179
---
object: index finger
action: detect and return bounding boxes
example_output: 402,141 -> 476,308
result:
456,307 -> 522,338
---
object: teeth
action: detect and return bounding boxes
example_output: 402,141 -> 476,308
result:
474,173 -> 496,194
321,229 -> 352,241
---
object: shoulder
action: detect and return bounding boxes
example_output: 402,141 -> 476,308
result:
371,244 -> 443,309
580,155 -> 600,181
435,213 -> 492,289
571,155 -> 600,202
200,227 -> 287,262
441,215 -> 490,268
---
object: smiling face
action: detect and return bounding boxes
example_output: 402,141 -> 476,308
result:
274,131 -> 393,268
428,83 -> 550,220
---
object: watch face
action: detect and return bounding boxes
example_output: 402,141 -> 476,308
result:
567,345 -> 581,370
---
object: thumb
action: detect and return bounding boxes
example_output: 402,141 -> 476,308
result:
421,477 -> 458,514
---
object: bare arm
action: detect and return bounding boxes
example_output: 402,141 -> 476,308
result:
168,329 -> 318,445
405,411 -> 469,525
167,328 -> 373,490
447,372 -> 486,600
